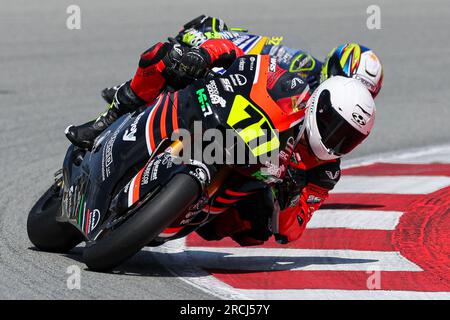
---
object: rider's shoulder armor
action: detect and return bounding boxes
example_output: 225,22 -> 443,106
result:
306,159 -> 341,190
262,44 -> 323,91
262,45 -> 322,71
267,66 -> 310,101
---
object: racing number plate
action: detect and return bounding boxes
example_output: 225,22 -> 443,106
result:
227,95 -> 280,157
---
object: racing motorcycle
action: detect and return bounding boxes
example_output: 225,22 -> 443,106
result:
27,54 -> 305,271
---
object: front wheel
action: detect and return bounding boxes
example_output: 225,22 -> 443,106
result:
83,173 -> 201,272
27,183 -> 84,253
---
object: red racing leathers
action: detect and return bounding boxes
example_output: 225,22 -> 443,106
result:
126,38 -> 341,245
129,39 -> 244,103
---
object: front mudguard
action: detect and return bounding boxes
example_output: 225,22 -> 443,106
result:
110,152 -> 213,216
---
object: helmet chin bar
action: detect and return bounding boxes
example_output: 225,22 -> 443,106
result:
324,142 -> 343,158
304,129 -> 341,161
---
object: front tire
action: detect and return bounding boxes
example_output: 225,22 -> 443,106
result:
83,174 -> 201,272
27,183 -> 84,253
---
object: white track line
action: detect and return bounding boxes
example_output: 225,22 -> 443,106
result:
147,239 -> 248,300
308,210 -> 403,230
333,176 -> 450,194
387,151 -> 450,164
237,289 -> 450,300
343,143 -> 450,168
183,247 -> 422,272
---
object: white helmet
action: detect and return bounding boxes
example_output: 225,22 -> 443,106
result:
305,76 -> 376,160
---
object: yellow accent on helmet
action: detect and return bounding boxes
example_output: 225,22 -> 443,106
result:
321,43 -> 362,83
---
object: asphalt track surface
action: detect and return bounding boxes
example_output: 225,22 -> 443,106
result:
0,0 -> 449,299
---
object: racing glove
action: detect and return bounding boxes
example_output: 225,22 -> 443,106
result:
177,39 -> 244,78
276,164 -> 307,211
178,47 -> 211,79
273,183 -> 330,244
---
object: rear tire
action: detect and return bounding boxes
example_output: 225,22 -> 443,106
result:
27,184 -> 83,253
83,174 -> 201,272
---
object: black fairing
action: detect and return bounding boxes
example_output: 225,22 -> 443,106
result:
60,111 -> 153,238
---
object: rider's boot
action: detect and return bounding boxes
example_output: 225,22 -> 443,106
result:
101,83 -> 123,104
65,81 -> 144,149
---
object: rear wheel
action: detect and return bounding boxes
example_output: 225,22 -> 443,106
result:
27,183 -> 83,253
83,174 -> 201,272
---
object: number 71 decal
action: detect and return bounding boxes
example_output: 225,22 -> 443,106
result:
227,95 -> 280,157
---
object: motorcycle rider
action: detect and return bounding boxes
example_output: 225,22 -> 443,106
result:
65,34 -> 376,246
195,74 -> 375,246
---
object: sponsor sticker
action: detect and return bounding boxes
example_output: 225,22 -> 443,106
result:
354,75 -> 377,93
219,78 -> 234,92
266,36 -> 284,46
141,161 -> 154,185
229,74 -> 247,86
249,56 -> 256,71
88,209 -> 101,232
196,88 -> 213,117
325,170 -> 340,180
238,58 -> 246,71
101,119 -> 128,181
232,34 -> 251,46
189,167 -> 209,187
351,104 -> 372,127
290,77 -> 304,89
289,195 -> 300,207
123,112 -> 144,142
307,194 -> 322,204
352,112 -> 366,126
150,159 -> 161,181
210,95 -> 226,108
269,57 -> 277,72
206,80 -> 227,107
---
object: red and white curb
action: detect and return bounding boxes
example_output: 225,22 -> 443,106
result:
149,144 -> 450,299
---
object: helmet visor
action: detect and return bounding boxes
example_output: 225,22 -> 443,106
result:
327,53 -> 347,78
316,90 -> 367,156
